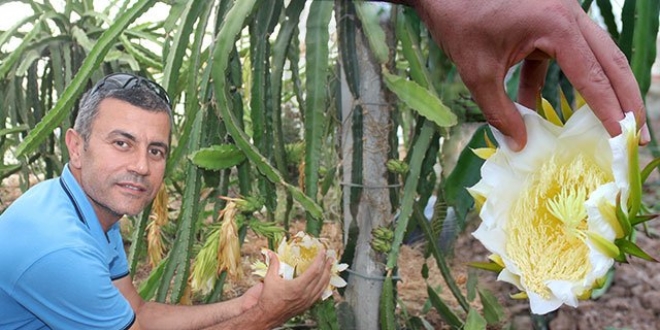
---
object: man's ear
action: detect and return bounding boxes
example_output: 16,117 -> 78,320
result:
65,128 -> 83,168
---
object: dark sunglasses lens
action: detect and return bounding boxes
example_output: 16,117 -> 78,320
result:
93,74 -> 171,107
144,81 -> 171,106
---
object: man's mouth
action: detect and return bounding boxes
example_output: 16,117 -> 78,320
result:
118,182 -> 147,192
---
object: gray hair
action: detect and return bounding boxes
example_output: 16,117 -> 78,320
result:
74,84 -> 173,144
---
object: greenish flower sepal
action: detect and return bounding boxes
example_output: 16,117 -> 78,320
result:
630,213 -> 659,227
586,232 -> 620,258
615,193 -> 632,237
467,261 -> 504,273
640,157 -> 660,183
626,132 -> 642,217
615,238 -> 658,262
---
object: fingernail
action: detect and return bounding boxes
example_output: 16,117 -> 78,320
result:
504,136 -> 522,152
640,124 -> 651,145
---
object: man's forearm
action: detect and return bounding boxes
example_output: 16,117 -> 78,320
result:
203,305 -> 280,330
136,298 -> 246,330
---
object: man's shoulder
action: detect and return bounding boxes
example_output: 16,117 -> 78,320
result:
1,177 -> 75,221
0,177 -> 95,281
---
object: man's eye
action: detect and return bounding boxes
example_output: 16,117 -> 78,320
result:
115,141 -> 128,148
150,149 -> 165,157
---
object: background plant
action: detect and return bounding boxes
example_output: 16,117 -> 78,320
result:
0,0 -> 658,329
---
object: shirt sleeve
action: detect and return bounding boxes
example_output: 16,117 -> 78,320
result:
10,246 -> 135,330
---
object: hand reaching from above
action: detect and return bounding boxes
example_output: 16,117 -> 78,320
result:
407,0 -> 649,150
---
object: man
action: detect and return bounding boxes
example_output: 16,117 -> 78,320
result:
0,73 -> 332,329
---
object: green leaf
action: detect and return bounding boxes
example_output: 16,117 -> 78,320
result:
189,144 -> 247,171
0,14 -> 44,79
313,298 -> 340,330
464,308 -> 487,330
396,6 -> 431,89
630,213 -> 659,226
595,0 -> 620,40
630,0 -> 660,97
162,0 -> 208,96
379,275 -> 396,330
619,0 -> 636,60
157,109 -> 205,303
466,268 -> 478,302
383,71 -> 457,127
414,201 -> 470,313
616,238 -> 658,262
355,2 -> 388,64
121,37 -> 163,70
591,267 -> 615,299
427,285 -> 464,329
16,50 -> 42,77
478,288 -> 505,324
0,15 -> 39,50
138,256 -> 168,300
303,0 -> 333,234
444,125 -> 490,223
0,124 -> 29,137
641,157 -> 660,183
467,261 -> 503,273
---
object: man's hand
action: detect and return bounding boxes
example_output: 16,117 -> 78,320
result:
249,251 -> 332,328
402,0 -> 649,150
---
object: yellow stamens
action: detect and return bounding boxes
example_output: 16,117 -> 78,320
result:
506,155 -> 612,299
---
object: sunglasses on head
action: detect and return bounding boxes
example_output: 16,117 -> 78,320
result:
90,73 -> 172,108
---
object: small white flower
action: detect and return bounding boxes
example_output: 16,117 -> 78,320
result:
251,231 -> 348,300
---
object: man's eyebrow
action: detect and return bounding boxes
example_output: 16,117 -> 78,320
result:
108,130 -> 169,153
109,130 -> 137,142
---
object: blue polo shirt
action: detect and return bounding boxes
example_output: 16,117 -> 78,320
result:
0,165 -> 135,329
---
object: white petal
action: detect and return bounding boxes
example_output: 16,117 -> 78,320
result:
321,289 -> 332,300
279,262 -> 295,280
585,182 -> 619,240
330,275 -> 347,288
527,290 -> 563,315
608,112 -> 636,203
277,237 -> 288,255
558,106 -> 612,168
497,268 -> 523,290
585,242 -> 615,281
336,263 -> 349,272
472,225 -> 507,257
492,104 -> 561,174
546,280 -> 579,308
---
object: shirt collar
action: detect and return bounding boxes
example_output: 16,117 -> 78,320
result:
60,164 -> 111,239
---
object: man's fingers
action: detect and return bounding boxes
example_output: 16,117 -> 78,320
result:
265,250 -> 281,278
577,13 -> 649,143
468,76 -> 527,151
536,7 -> 625,139
519,58 -> 550,109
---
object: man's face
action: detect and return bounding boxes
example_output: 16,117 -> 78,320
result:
69,98 -> 170,222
